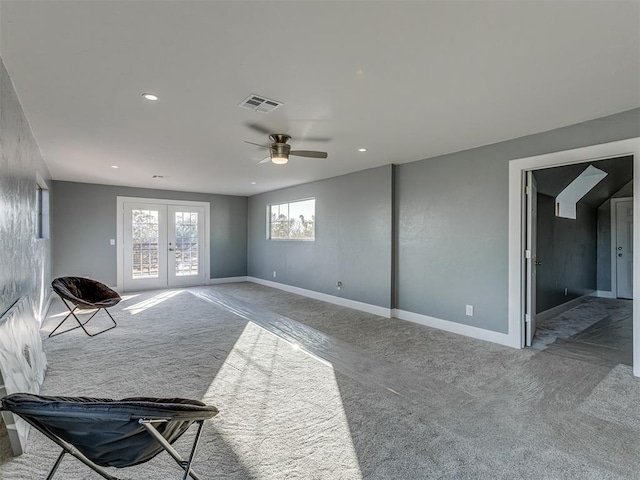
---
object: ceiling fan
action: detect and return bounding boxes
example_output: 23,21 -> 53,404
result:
245,134 -> 328,165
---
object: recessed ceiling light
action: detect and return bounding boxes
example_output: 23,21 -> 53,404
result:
111,165 -> 119,169
142,93 -> 159,101
251,182 -> 257,185
358,148 -> 367,152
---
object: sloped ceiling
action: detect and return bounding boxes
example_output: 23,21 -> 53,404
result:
534,156 -> 633,208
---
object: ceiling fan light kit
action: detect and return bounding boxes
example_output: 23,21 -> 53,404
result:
244,133 -> 328,165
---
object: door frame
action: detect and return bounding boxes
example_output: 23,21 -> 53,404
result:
611,197 -> 633,299
508,137 -> 640,377
116,196 -> 210,291
524,171 -> 537,347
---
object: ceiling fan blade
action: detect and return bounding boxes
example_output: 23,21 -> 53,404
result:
258,157 -> 271,164
300,136 -> 332,143
290,150 -> 328,159
245,122 -> 275,135
244,140 -> 270,150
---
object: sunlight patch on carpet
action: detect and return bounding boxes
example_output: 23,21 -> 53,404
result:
123,290 -> 182,315
202,322 -> 362,478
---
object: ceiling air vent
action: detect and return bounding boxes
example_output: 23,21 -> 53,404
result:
238,94 -> 283,114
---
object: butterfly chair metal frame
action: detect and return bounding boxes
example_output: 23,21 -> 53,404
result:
50,277 -> 120,338
48,297 -> 117,338
1,394 -> 218,480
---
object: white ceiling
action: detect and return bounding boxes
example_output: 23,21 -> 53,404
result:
1,1 -> 638,196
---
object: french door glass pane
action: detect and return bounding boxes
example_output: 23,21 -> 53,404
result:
131,209 -> 159,278
175,211 -> 199,276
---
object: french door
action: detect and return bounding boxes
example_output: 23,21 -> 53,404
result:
122,201 -> 206,291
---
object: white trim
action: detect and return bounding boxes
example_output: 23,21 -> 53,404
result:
536,292 -> 595,324
116,196 -> 211,291
611,197 -> 633,299
246,276 -> 392,317
596,290 -> 616,299
35,173 -> 50,240
206,276 -> 248,285
392,309 -> 517,348
508,137 -> 640,377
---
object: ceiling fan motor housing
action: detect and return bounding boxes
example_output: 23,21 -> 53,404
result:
270,143 -> 291,158
269,134 -> 291,161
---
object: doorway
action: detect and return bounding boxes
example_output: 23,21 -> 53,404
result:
522,156 -> 633,368
508,137 -> 640,377
117,197 -> 210,291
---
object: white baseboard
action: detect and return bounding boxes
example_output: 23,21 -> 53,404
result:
206,276 -> 248,285
536,292 -> 595,324
245,277 -> 519,347
246,276 -> 392,318
596,290 -> 616,299
115,277 -> 248,293
392,309 -> 518,348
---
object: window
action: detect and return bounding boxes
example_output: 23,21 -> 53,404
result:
268,198 -> 315,240
35,175 -> 50,239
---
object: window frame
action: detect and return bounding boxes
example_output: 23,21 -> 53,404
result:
35,174 -> 50,240
266,198 -> 316,241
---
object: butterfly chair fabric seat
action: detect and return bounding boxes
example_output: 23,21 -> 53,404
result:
1,393 -> 218,480
50,277 -> 121,337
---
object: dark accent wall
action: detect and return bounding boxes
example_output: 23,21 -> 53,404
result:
536,194 -> 597,313
52,181 -> 247,286
0,57 -> 52,319
247,166 -> 393,308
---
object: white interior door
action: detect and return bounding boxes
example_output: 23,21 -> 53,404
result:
168,205 -> 205,287
525,171 -> 538,347
616,200 -> 633,299
123,203 -> 168,291
122,202 -> 207,291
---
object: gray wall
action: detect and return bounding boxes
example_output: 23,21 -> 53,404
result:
0,57 -> 52,320
244,109 -> 639,332
536,194 -> 597,313
396,108 -> 639,334
597,179 -> 634,292
52,181 -> 247,286
247,166 -> 393,308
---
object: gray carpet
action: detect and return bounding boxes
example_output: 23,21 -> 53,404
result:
532,297 -> 633,367
1,283 -> 640,479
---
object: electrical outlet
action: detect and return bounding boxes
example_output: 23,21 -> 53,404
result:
336,281 -> 342,291
564,287 -> 568,296
273,271 -> 277,278
465,305 -> 473,316
109,239 -> 115,246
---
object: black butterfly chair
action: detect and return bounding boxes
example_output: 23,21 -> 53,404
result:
1,393 -> 219,480
50,277 -> 121,337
